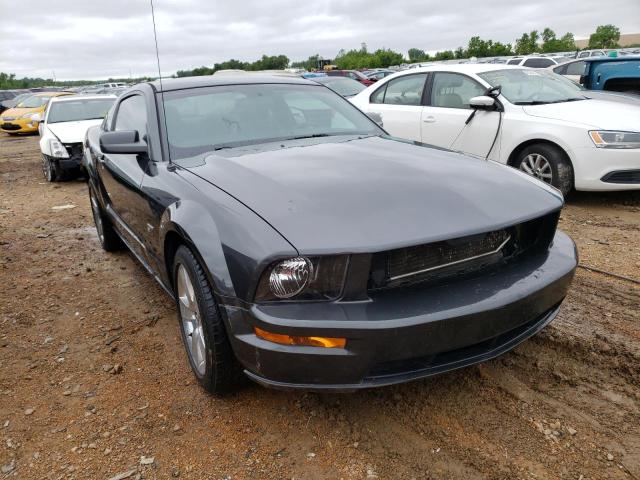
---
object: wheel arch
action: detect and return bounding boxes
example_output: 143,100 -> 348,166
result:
506,138 -> 574,169
161,222 -> 233,302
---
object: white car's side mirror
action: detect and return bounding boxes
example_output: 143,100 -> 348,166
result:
469,96 -> 496,108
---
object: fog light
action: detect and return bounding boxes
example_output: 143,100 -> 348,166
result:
254,327 -> 346,348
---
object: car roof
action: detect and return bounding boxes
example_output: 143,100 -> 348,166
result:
148,75 -> 316,92
49,94 -> 117,103
402,64 -> 526,75
583,55 -> 640,62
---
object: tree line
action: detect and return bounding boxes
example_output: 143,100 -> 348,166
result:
0,24 -> 624,88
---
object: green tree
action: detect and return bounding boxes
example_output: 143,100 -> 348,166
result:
467,36 -> 489,57
408,48 -> 428,62
515,30 -> 540,54
588,24 -> 620,49
434,50 -> 454,61
334,46 -> 405,69
454,47 -> 466,59
541,28 -> 576,53
291,54 -> 322,70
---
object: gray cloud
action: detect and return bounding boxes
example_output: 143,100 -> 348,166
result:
1,0 -> 638,80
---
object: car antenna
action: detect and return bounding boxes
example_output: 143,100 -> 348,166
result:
150,0 -> 170,163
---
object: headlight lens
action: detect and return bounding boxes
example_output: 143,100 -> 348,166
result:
255,255 -> 349,301
20,112 -> 39,120
589,130 -> 640,149
49,139 -> 69,158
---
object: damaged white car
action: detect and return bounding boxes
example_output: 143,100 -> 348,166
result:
38,95 -> 115,181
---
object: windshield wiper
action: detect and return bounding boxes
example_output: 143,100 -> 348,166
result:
287,133 -> 333,140
515,98 -> 586,105
513,100 -> 552,105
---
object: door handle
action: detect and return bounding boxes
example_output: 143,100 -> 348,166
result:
423,116 -> 436,123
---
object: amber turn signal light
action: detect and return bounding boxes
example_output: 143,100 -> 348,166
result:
254,327 -> 346,348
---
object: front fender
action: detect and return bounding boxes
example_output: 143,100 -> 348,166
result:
156,171 -> 298,304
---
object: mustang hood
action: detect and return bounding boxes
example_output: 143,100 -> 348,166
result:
182,136 -> 563,254
523,99 -> 640,130
47,120 -> 104,143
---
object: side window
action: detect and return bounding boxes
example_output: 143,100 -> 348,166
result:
382,74 -> 427,106
553,64 -> 568,75
578,51 -> 589,58
114,95 -> 147,140
431,73 -> 485,109
592,51 -> 604,57
370,84 -> 387,104
566,61 -> 586,76
103,104 -> 116,131
523,58 -> 554,68
507,59 -> 521,65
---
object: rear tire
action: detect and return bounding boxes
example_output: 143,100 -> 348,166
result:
89,186 -> 123,252
173,245 -> 240,395
515,143 -> 573,197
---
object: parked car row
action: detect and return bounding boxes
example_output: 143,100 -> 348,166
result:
3,65 -> 637,394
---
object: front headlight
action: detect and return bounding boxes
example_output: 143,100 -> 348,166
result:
589,130 -> 640,149
49,139 -> 69,158
255,255 -> 349,302
20,112 -> 39,120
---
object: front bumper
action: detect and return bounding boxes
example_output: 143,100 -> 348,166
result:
573,146 -> 640,191
222,230 -> 578,391
0,117 -> 38,134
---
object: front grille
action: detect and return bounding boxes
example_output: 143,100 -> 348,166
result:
1,117 -> 16,121
601,170 -> 640,184
368,211 -> 559,291
64,143 -> 84,159
1,123 -> 21,131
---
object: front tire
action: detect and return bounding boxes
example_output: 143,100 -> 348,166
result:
515,143 -> 573,197
173,245 -> 239,395
89,187 -> 123,252
42,155 -> 60,182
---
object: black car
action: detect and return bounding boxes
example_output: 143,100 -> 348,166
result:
0,90 -> 18,114
84,75 -> 577,394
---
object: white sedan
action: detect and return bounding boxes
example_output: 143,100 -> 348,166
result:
350,64 -> 640,195
37,94 -> 115,181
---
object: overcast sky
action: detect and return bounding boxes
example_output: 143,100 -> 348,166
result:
1,0 -> 638,80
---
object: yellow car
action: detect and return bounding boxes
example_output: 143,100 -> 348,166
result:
0,92 -> 73,134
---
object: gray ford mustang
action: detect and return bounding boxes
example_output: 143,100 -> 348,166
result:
84,75 -> 577,393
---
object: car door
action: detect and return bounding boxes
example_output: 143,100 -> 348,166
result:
420,72 -> 501,158
98,93 -> 150,256
366,73 -> 428,142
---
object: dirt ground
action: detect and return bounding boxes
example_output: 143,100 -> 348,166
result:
0,133 -> 638,480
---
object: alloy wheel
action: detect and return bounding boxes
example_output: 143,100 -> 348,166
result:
42,156 -> 53,181
520,153 -> 553,184
176,264 -> 207,376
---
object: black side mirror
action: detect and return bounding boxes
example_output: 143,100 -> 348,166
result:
485,85 -> 502,98
100,130 -> 147,154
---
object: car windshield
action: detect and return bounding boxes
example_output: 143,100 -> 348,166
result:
478,69 -> 586,104
314,77 -> 366,97
18,95 -> 56,108
47,98 -> 114,123
162,83 -> 382,160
